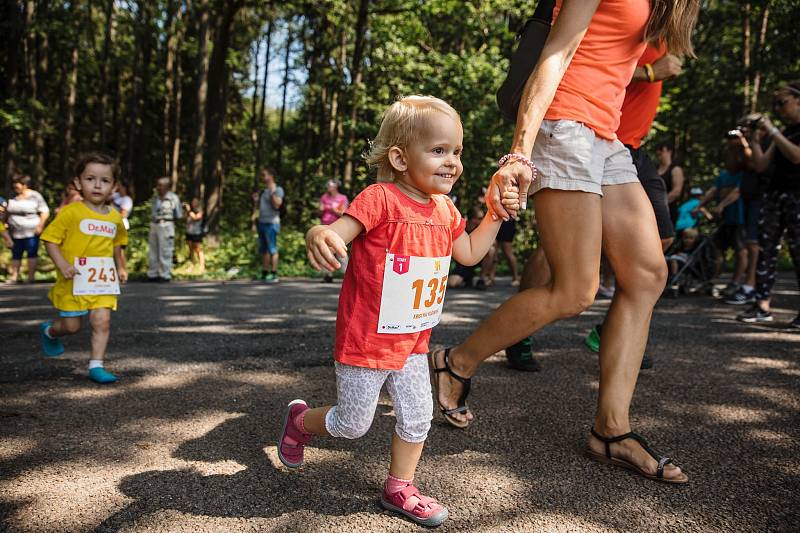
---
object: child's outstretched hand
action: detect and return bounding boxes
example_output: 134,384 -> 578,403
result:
486,184 -> 521,220
500,184 -> 521,216
306,226 -> 347,272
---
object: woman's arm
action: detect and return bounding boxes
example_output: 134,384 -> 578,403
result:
761,116 -> 800,164
305,215 -> 364,272
489,0 -> 601,218
714,187 -> 740,216
666,166 -> 685,203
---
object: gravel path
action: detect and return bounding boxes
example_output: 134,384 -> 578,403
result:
1,276 -> 798,532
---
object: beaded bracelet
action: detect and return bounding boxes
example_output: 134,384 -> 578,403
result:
498,153 -> 538,178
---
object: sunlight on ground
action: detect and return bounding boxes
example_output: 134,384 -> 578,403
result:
725,332 -> 800,343
0,436 -> 37,461
737,357 -> 794,369
264,445 -> 352,470
702,404 -> 774,424
746,428 -> 795,448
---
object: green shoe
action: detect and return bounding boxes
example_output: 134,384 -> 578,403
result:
505,336 -> 541,372
584,325 -> 601,353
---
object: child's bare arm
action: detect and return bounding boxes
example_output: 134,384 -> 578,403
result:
114,245 -> 128,283
306,214 -> 364,272
44,241 -> 77,279
452,187 -> 520,266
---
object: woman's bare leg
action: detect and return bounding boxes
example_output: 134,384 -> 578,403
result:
435,189 -> 603,424
588,182 -> 683,480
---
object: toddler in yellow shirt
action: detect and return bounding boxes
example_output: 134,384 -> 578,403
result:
40,152 -> 128,383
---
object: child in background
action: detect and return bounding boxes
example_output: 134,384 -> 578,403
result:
278,96 -> 520,527
183,198 -> 205,273
39,152 -> 128,384
674,186 -> 709,233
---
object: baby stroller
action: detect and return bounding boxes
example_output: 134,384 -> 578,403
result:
665,225 -> 720,297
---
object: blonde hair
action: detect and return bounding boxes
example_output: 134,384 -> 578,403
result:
645,0 -> 701,57
366,95 -> 461,182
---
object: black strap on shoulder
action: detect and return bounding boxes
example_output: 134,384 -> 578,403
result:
532,0 -> 556,23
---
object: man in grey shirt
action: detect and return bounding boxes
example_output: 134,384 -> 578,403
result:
147,177 -> 182,281
252,167 -> 284,283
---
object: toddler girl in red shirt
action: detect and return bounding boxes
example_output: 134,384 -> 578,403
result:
277,95 -> 520,526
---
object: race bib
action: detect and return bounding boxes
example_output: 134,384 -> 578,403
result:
72,257 -> 120,296
377,253 -> 450,334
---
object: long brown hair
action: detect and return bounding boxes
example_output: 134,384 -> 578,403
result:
645,0 -> 701,57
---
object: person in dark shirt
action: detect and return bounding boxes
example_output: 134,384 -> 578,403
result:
736,81 -> 800,327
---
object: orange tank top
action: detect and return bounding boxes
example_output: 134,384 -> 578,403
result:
544,0 -> 650,140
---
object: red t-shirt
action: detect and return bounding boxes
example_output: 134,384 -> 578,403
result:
335,183 -> 466,370
544,0 -> 650,140
616,44 -> 666,148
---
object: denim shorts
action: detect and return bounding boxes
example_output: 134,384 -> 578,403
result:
257,222 -> 280,255
530,120 -> 639,197
12,236 -> 40,260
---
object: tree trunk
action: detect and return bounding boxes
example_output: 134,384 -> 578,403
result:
170,13 -> 184,193
255,21 -> 272,189
249,36 -> 261,180
190,0 -> 210,199
742,2 -> 751,113
62,2 -> 80,179
341,0 -> 370,188
163,1 -> 177,181
100,0 -> 114,148
750,4 -> 770,113
203,0 -> 242,231
276,21 -> 293,174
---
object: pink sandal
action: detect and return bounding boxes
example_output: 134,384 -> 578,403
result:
277,399 -> 312,468
380,485 -> 449,527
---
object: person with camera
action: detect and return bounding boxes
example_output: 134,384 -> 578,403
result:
736,82 -> 800,327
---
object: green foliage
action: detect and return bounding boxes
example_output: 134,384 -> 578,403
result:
2,1 -> 799,280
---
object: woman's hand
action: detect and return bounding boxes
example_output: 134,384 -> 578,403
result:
306,225 -> 347,272
486,160 -> 533,220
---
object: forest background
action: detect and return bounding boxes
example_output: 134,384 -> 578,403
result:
1,0 -> 798,279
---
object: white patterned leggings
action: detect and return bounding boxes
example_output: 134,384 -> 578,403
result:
324,354 -> 433,443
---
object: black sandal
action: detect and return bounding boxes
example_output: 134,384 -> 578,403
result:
585,427 -> 688,484
429,348 -> 472,428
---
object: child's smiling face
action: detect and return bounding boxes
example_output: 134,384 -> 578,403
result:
74,163 -> 115,207
391,112 -> 464,200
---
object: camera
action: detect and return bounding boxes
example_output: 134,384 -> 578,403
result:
726,113 -> 764,139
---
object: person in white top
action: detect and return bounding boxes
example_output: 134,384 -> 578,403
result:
111,180 -> 133,230
6,174 -> 50,283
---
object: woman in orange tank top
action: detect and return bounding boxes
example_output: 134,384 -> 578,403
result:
431,0 -> 700,484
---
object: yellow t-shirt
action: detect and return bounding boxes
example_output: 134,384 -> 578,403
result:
40,202 -> 128,311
